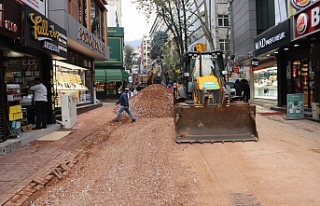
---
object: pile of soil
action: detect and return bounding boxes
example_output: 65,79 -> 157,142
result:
116,84 -> 174,120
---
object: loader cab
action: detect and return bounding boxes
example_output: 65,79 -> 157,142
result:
183,51 -> 225,95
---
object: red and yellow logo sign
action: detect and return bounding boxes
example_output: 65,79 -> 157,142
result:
291,0 -> 312,9
296,13 -> 308,34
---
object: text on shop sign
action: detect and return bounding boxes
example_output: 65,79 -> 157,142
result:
29,13 -> 59,40
77,27 -> 105,54
255,32 -> 286,50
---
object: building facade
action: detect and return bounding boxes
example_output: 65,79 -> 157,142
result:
230,0 -> 320,120
140,35 -> 151,74
0,0 -> 110,142
95,27 -> 128,99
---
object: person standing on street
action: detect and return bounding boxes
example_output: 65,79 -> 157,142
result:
29,77 -> 48,129
113,87 -> 136,123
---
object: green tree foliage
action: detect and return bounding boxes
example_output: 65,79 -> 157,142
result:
161,42 -> 180,80
150,31 -> 168,60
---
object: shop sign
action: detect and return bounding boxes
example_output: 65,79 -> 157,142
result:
251,58 -> 260,67
108,27 -> 124,37
0,1 -> 22,39
255,32 -> 286,51
293,1 -> 320,40
24,6 -> 67,59
291,0 -> 313,10
15,0 -> 46,15
233,67 -> 239,73
77,27 -> 105,54
254,19 -> 290,56
287,93 -> 304,119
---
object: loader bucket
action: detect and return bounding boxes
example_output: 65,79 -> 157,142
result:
174,103 -> 258,143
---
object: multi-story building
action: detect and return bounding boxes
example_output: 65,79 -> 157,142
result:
187,0 -> 230,51
140,35 -> 151,74
0,0 -> 109,142
107,0 -> 122,27
230,0 -> 319,120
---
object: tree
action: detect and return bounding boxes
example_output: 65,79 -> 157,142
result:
124,44 -> 134,70
161,41 -> 180,81
133,0 -> 216,64
150,31 -> 168,60
133,0 -> 191,65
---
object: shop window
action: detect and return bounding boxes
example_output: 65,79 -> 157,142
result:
292,58 -> 313,107
53,61 -> 91,107
90,0 -> 102,38
78,0 -> 88,28
96,82 -> 105,92
253,66 -> 277,100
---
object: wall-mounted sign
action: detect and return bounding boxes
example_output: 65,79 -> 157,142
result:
291,0 -> 312,9
77,27 -> 105,55
254,19 -> 290,56
251,58 -> 260,67
0,0 -> 22,40
15,0 -> 45,15
287,0 -> 319,18
255,32 -> 286,50
292,1 -> 320,40
24,6 -> 67,59
108,27 -> 124,37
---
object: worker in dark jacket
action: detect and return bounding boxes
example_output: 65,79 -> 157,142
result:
113,87 -> 136,123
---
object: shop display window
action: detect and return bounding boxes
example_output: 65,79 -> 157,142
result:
291,59 -> 314,107
253,67 -> 278,100
95,82 -> 118,94
53,61 -> 91,107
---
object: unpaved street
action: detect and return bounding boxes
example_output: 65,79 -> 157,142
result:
32,85 -> 320,206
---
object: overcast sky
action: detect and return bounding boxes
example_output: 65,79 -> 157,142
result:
122,1 -> 153,42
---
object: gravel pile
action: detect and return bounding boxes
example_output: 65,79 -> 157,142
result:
116,84 -> 174,120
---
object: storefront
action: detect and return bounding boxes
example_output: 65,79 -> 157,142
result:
253,19 -> 291,102
47,2 -> 109,106
285,1 -> 320,113
95,27 -> 127,99
0,2 -> 68,141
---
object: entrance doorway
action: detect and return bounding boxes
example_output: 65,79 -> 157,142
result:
291,58 -> 315,107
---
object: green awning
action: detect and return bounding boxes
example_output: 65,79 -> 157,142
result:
95,69 -> 129,83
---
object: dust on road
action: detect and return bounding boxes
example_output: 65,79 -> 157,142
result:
32,84 -> 320,206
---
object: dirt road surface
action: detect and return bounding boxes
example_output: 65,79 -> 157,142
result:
31,85 -> 320,206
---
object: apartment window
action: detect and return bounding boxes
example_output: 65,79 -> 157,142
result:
90,0 -> 102,38
218,15 -> 229,27
217,0 -> 228,3
78,0 -> 88,28
219,39 -> 227,51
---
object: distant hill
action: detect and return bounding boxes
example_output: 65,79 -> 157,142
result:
125,39 -> 141,48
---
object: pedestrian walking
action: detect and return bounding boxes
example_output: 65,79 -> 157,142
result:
113,87 -> 136,123
240,79 -> 250,102
29,77 -> 48,129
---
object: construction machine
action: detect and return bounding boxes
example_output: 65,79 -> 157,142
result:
174,43 -> 258,143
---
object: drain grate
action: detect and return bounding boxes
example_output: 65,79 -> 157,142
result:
231,193 -> 261,206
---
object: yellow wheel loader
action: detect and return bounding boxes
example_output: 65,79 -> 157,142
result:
174,45 -> 258,143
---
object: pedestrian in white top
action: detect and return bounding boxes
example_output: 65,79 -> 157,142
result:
29,78 -> 48,130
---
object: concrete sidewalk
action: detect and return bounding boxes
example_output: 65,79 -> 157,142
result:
0,124 -> 62,157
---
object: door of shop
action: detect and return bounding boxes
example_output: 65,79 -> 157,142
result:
291,58 -> 315,107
